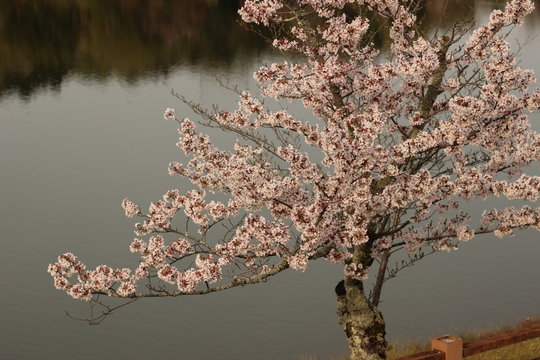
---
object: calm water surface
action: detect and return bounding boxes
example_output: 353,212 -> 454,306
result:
1,1 -> 540,359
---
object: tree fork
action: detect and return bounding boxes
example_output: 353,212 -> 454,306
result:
336,245 -> 387,359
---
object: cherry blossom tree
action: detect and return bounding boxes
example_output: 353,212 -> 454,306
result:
48,0 -> 540,359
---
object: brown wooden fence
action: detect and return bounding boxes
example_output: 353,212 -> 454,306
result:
394,322 -> 540,360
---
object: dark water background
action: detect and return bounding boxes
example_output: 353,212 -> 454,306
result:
1,1 -> 540,359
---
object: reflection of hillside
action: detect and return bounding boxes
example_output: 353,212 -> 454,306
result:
0,0 -> 265,98
0,0 -> 538,99
351,0 -> 539,49
0,1 -> 78,97
422,0 -> 539,28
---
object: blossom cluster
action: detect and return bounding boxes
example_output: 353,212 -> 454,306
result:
47,253 -> 136,300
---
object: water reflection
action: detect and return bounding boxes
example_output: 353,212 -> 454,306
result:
0,0 -> 264,98
1,0 -> 538,100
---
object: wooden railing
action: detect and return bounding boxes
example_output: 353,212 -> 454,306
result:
394,322 -> 540,360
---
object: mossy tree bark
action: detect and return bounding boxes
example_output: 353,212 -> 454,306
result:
336,277 -> 387,360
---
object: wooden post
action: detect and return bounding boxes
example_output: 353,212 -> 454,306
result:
432,335 -> 463,360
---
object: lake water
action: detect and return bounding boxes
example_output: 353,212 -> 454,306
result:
1,1 -> 540,359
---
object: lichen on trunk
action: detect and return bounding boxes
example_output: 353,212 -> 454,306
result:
336,277 -> 387,360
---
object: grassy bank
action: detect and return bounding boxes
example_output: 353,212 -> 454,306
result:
298,316 -> 540,359
388,316 -> 540,360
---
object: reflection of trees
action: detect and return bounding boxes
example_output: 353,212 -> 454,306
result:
0,0 -> 265,98
418,0 -> 539,31
0,0 -> 79,97
0,0 -> 538,99
349,0 -> 539,49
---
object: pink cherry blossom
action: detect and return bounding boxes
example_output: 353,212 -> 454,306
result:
163,108 -> 175,120
121,198 -> 139,218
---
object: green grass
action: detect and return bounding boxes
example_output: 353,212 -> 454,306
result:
297,316 -> 540,359
387,338 -> 540,359
387,316 -> 540,360
465,337 -> 540,360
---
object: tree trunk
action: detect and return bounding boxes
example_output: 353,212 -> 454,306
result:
336,277 -> 387,360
